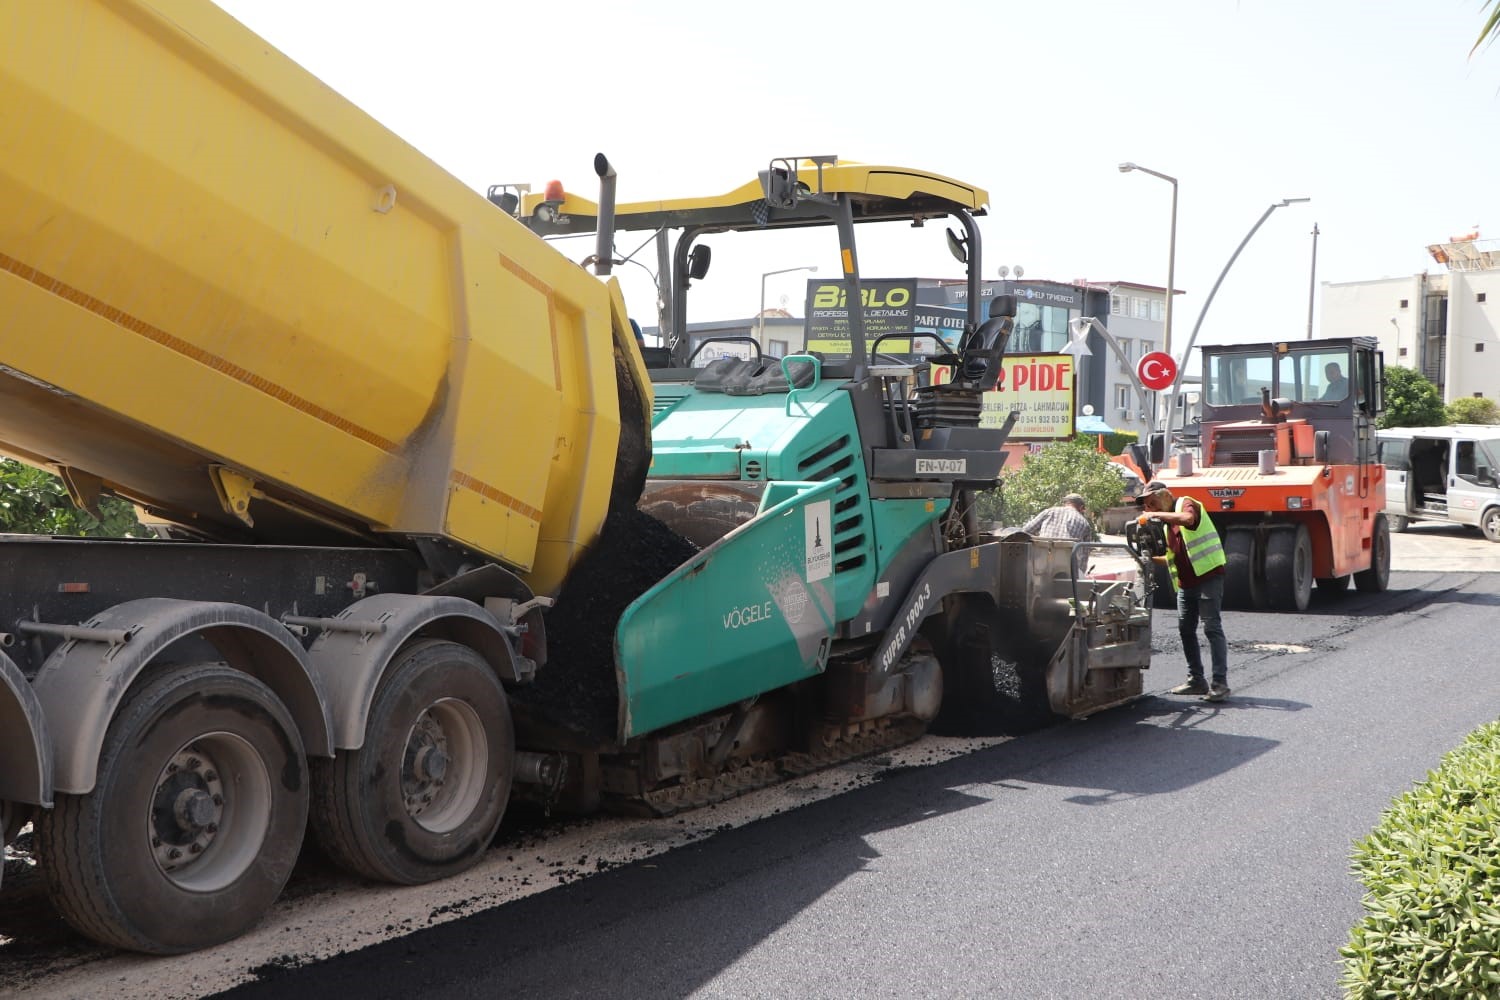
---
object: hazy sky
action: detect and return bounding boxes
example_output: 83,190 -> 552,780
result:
212,0 -> 1500,358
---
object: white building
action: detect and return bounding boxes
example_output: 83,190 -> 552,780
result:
1321,236 -> 1500,401
1101,281 -> 1172,432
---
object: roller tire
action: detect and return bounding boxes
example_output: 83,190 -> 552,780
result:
1222,527 -> 1266,610
310,640 -> 513,885
1354,514 -> 1392,592
1265,525 -> 1313,612
1315,574 -> 1351,595
35,664 -> 307,954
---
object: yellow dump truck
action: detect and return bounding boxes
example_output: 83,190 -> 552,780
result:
1,2 -> 647,586
1,0 -> 650,953
1,1 -> 1156,958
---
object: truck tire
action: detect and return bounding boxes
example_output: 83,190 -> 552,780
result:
1265,525 -> 1313,612
35,664 -> 307,954
1482,507 -> 1500,543
310,640 -> 513,885
1389,514 -> 1409,533
1354,515 -> 1392,592
1223,527 -> 1266,610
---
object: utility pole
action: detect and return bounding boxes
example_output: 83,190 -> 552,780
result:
1306,222 -> 1320,339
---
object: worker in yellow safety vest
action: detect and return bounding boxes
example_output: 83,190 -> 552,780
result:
1136,480 -> 1231,702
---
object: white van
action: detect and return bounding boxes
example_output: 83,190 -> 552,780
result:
1375,426 -> 1500,541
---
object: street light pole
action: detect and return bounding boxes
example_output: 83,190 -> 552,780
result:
1119,162 -> 1179,359
758,265 -> 818,348
1306,222 -> 1320,339
1164,197 -> 1311,441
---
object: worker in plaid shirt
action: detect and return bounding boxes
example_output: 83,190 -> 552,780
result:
1020,493 -> 1097,542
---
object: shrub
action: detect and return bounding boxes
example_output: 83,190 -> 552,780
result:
1100,430 -> 1140,457
1379,367 -> 1447,429
0,459 -> 147,537
1446,396 -> 1500,426
975,437 -> 1126,528
1340,720 -> 1500,998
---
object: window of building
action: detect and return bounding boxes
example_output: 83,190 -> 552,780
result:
1115,385 -> 1131,410
1117,337 -> 1133,372
1040,304 -> 1070,352
1132,297 -> 1151,320
1012,303 -> 1073,353
1150,299 -> 1164,322
1399,299 -> 1409,308
1479,292 -> 1488,303
1013,303 -> 1042,353
1399,347 -> 1408,356
1477,343 -> 1486,352
1110,294 -> 1126,315
767,339 -> 788,358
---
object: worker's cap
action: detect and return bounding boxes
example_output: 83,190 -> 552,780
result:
1062,493 -> 1086,506
1135,480 -> 1171,505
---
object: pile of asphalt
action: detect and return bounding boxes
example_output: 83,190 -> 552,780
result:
510,508 -> 699,744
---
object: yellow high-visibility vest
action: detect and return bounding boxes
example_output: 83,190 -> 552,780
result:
1164,498 -> 1227,591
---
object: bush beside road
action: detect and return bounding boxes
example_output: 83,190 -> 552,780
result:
1341,720 -> 1500,997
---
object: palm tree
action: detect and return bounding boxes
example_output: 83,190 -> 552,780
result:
1478,0 -> 1500,55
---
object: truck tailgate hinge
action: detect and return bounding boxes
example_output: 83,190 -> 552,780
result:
208,466 -> 260,527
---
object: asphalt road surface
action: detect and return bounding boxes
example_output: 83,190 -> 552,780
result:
4,523 -> 1497,999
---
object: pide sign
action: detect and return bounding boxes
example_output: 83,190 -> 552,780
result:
933,353 -> 1076,441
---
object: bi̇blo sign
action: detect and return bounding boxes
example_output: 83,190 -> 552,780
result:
804,279 -> 917,356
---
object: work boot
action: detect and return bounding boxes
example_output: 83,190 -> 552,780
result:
1204,681 -> 1231,703
1170,678 -> 1209,696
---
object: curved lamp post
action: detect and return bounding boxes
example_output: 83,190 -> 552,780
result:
758,265 -> 818,347
1164,197 -> 1310,441
1119,162 -> 1178,360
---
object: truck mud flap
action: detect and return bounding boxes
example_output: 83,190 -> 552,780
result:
31,598 -> 331,795
0,650 -> 52,808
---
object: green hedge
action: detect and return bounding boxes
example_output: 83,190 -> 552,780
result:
1098,430 -> 1140,457
1341,720 -> 1500,998
976,437 -> 1126,528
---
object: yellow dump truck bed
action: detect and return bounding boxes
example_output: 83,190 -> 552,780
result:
0,0 -> 643,593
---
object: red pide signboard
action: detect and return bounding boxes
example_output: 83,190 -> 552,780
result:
931,353 -> 1076,441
